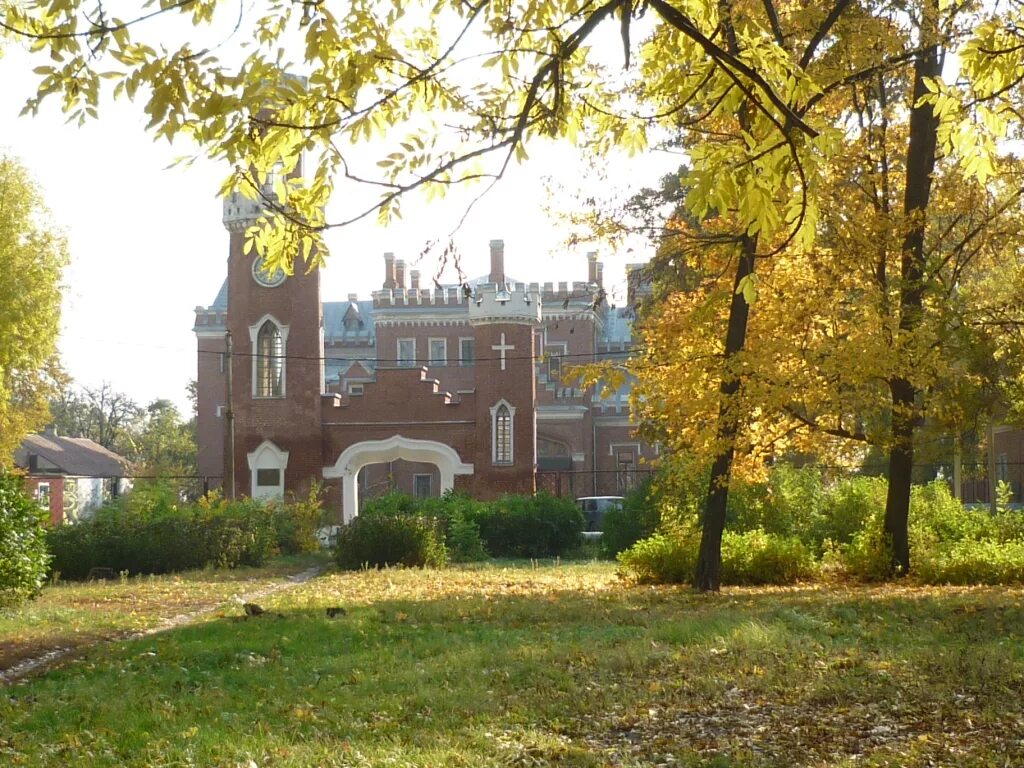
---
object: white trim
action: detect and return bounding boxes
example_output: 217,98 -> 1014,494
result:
595,417 -> 636,427
609,442 -> 642,457
397,337 -> 416,367
248,314 -> 290,398
428,337 -> 448,367
536,405 -> 588,421
247,440 -> 289,501
489,398 -> 516,465
323,435 -> 473,523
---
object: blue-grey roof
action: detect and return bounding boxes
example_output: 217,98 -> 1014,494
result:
211,279 -> 228,310
323,300 -> 376,341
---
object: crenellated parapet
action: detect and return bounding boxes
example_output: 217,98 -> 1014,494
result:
193,306 -> 228,336
468,283 -> 543,327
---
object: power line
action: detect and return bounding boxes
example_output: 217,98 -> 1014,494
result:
196,346 -> 643,366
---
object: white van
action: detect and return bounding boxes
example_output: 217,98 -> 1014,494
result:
576,496 -> 624,540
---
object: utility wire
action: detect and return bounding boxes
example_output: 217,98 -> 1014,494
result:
195,346 -> 643,365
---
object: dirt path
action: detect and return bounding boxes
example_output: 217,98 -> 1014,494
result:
0,565 -> 324,685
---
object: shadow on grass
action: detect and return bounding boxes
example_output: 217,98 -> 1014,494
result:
2,578 -> 1023,767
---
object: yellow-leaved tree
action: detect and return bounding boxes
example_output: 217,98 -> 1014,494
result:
0,154 -> 67,463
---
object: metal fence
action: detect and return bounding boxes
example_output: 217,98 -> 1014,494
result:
537,463 -> 1024,506
536,469 -> 656,499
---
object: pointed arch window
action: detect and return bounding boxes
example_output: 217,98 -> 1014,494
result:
248,314 -> 289,398
490,399 -> 516,465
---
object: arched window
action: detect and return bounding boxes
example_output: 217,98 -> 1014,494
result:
256,320 -> 284,397
490,399 -> 515,465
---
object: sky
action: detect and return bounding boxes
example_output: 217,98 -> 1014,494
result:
0,37 -> 669,417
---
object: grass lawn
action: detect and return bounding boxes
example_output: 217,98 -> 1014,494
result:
2,561 -> 1023,767
0,554 -> 327,672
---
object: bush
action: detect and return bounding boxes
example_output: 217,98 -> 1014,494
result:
360,492 -> 489,562
601,480 -> 660,558
47,495 -> 278,579
269,483 -> 326,554
820,476 -> 887,547
618,525 -> 815,586
0,472 -> 51,608
720,529 -> 817,585
335,513 -> 447,569
473,492 -> 583,557
914,539 -> 1024,585
617,532 -> 696,584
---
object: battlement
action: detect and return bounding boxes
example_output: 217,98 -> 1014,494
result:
468,283 -> 542,326
372,286 -> 469,308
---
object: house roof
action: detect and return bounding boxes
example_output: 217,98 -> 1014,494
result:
19,433 -> 129,477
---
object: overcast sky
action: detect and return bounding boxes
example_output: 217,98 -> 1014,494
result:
0,40 -> 668,416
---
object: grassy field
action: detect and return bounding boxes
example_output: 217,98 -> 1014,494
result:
0,554 -> 326,672
2,561 -> 1023,767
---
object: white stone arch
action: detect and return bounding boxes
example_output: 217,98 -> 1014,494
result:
323,435 -> 474,523
247,439 -> 289,501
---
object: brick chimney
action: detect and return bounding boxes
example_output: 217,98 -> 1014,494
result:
395,259 -> 407,289
383,252 -> 397,290
489,239 -> 505,285
410,270 -> 420,290
626,263 -> 646,306
587,252 -> 599,285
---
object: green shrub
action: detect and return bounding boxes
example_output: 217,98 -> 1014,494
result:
719,529 -> 817,585
334,513 -> 447,569
820,476 -> 886,547
836,508 -> 893,581
601,481 -> 659,558
618,525 -> 815,586
617,532 -> 696,584
360,492 -> 489,562
270,483 -> 326,554
473,492 -> 583,557
46,494 -> 277,579
0,472 -> 51,608
914,539 -> 1024,585
910,481 -> 992,543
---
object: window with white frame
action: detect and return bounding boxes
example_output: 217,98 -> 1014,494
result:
459,337 -> 475,367
428,338 -> 447,367
348,383 -> 364,395
546,343 -> 567,381
255,319 -> 285,397
490,400 -> 515,464
397,338 -> 416,367
36,482 -> 50,512
248,440 -> 289,501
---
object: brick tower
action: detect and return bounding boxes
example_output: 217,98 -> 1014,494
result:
468,261 -> 542,496
222,185 -> 324,500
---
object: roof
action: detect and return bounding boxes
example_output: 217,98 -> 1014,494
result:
211,279 -> 228,310
19,433 -> 129,477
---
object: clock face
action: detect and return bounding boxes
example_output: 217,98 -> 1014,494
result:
252,256 -> 286,288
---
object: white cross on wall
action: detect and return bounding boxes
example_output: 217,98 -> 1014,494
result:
491,332 -> 515,371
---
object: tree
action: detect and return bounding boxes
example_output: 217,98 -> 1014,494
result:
133,399 -> 196,477
49,382 -> 141,455
0,154 -> 67,464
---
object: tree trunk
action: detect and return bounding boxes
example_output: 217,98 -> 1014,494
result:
884,4 -> 940,576
695,236 -> 756,592
884,378 -> 915,574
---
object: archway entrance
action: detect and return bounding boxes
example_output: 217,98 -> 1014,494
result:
323,435 -> 474,522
